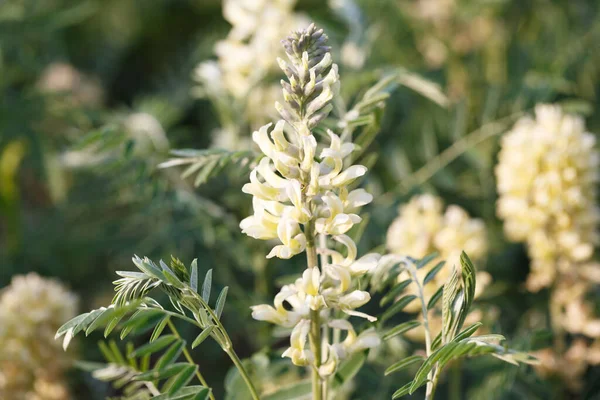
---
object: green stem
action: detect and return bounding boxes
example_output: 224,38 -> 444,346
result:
226,347 -> 261,400
318,233 -> 331,400
185,291 -> 261,400
449,361 -> 461,400
310,309 -> 323,400
427,369 -> 441,400
406,260 -> 435,399
376,111 -> 525,205
167,319 -> 215,400
305,222 -> 323,400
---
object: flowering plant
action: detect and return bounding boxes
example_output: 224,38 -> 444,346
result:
56,24 -> 535,400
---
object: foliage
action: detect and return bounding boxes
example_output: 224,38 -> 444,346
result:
2,0 -> 600,399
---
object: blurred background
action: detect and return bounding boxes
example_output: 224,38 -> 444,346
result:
2,0 -> 600,399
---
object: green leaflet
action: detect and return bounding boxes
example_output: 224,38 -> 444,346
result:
385,355 -> 424,376
131,335 -> 178,357
382,321 -> 421,341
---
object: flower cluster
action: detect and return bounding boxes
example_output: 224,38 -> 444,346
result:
497,105 -> 600,387
240,24 -> 380,374
0,273 -> 78,400
386,194 -> 489,312
496,104 -> 600,292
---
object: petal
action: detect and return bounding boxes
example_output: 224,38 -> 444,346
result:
345,188 -> 373,212
342,309 -> 377,322
328,319 -> 353,331
257,158 -> 288,189
332,235 -> 358,266
350,253 -> 381,275
252,123 -> 275,158
339,290 -> 371,309
331,165 -> 367,187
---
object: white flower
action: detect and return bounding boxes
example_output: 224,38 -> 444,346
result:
266,215 -> 307,259
315,193 -> 362,236
385,194 -> 489,312
0,274 -> 77,399
495,104 -> 599,291
328,319 -> 380,359
282,319 -> 312,366
243,24 -> 378,376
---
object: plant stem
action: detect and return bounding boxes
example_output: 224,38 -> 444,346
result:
226,348 -> 261,400
427,369 -> 441,400
167,319 -> 216,400
180,290 -> 261,400
376,111 -> 525,205
305,222 -> 323,400
406,260 -> 436,400
310,309 -> 323,400
318,233 -> 331,400
449,361 -> 461,400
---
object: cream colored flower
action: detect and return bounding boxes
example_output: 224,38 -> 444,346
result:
496,104 -> 600,292
386,194 -> 489,313
0,273 -> 77,400
282,319 -> 312,366
244,24 -> 379,371
329,319 -> 381,360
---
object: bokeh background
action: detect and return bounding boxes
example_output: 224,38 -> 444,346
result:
2,0 -> 600,399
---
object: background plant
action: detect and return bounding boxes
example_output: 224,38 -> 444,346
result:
2,0 -> 600,398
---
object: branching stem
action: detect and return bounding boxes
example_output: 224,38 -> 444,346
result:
167,319 -> 215,400
185,290 -> 261,400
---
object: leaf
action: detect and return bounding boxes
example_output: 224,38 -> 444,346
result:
416,253 -> 439,269
410,342 -> 460,393
383,321 -> 421,341
397,70 -> 449,107
460,252 -> 476,323
380,279 -> 412,307
441,266 -> 462,344
134,362 -> 189,381
165,365 -> 197,395
409,335 -> 535,394
120,309 -> 165,339
159,148 -> 257,188
161,260 -> 185,289
156,340 -> 186,371
262,380 -> 311,400
332,352 -> 366,388
427,285 -> 444,310
385,355 -> 424,376
131,335 -> 177,357
431,332 -> 442,351
190,259 -> 198,293
392,381 -> 425,399
423,261 -> 445,285
104,306 -> 130,337
192,326 -> 215,349
215,287 -> 228,319
98,341 -> 117,363
150,315 -> 171,342
108,340 -> 127,365
453,322 -> 483,342
55,310 -> 95,340
132,256 -> 166,281
202,269 -> 212,302
152,386 -> 211,400
381,295 -> 417,323
86,307 -> 118,336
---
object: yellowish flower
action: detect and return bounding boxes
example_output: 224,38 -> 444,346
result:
496,104 -> 600,292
